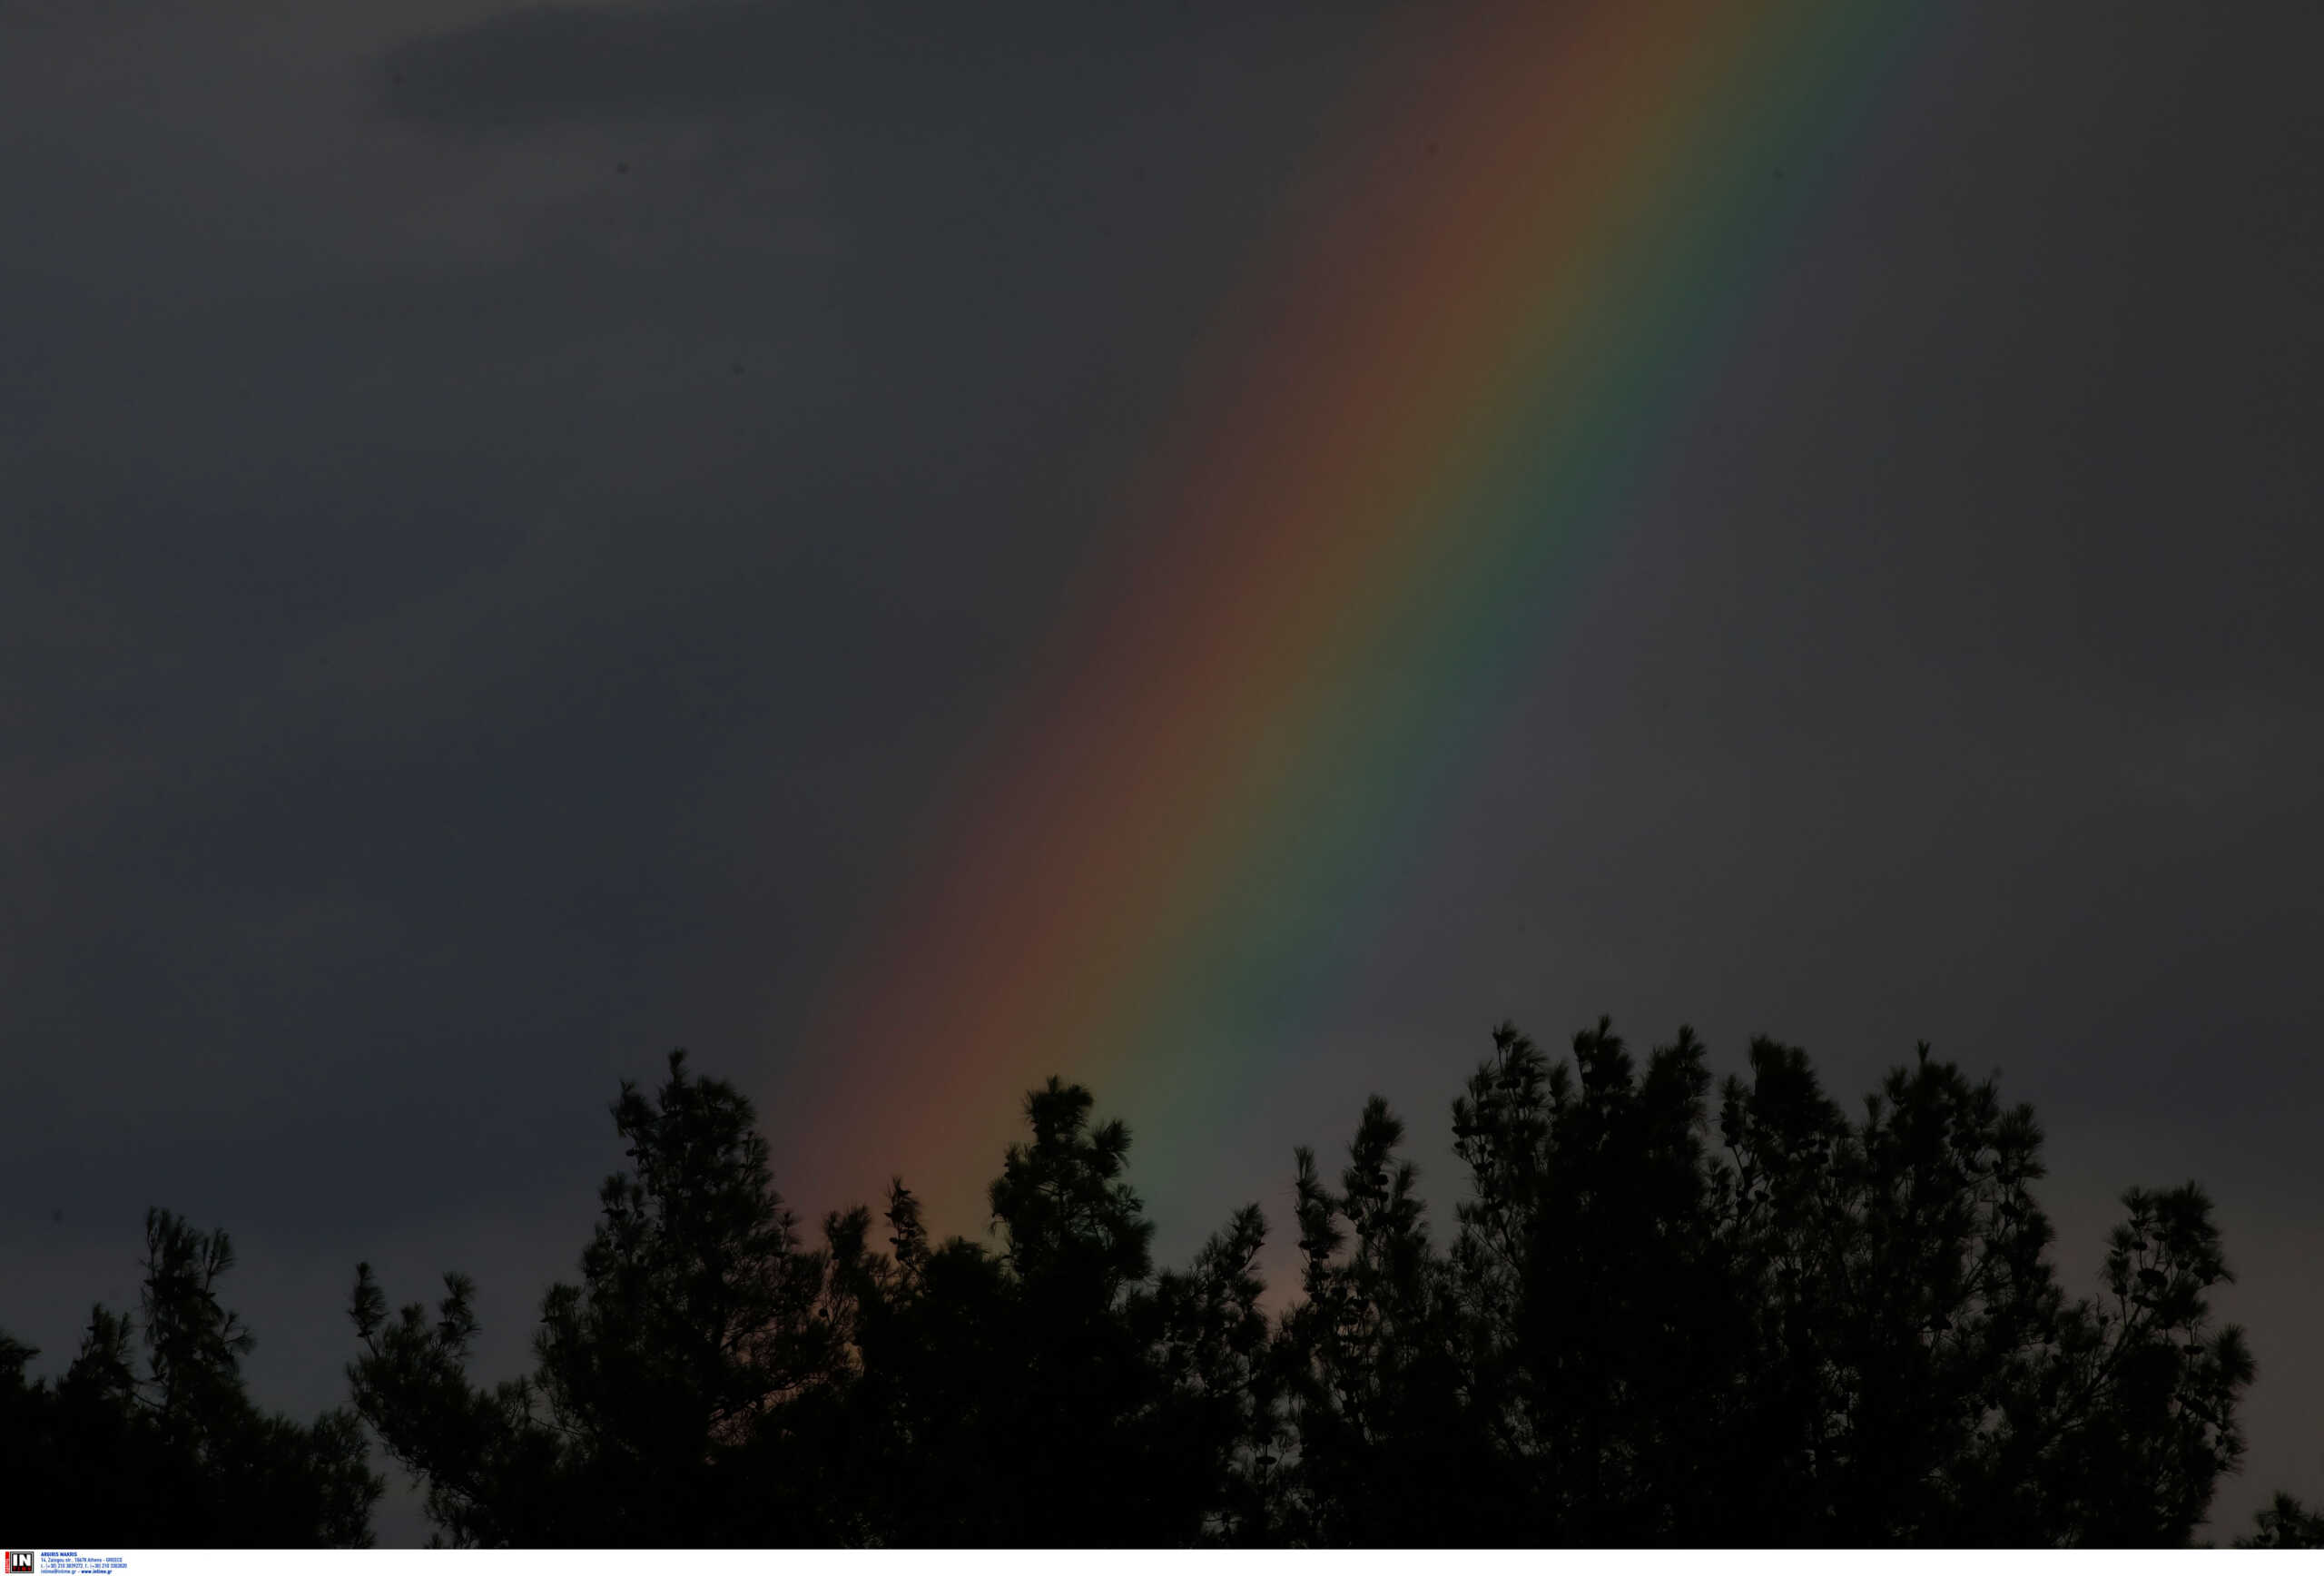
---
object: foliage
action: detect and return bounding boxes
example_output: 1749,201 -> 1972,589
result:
2237,1492 -> 2324,1549
329,1026 -> 2312,1547
16,1018 -> 2309,1548
0,1210 -> 380,1546
348,1049 -> 849,1545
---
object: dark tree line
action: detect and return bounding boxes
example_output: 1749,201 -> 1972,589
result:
0,1210 -> 379,1544
7,1019 -> 2321,1546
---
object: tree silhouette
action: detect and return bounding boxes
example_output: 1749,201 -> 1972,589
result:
1266,1023 -> 2260,1547
1438,1019 -> 1733,1542
13,1016 -> 2306,1548
5,1013 -> 2305,1552
336,1025 -> 2309,1547
0,1209 -> 379,1546
348,1056 -> 1264,1546
810,1177 -> 1021,1543
1273,1095 -> 1498,1544
2238,1492 -> 2324,1549
820,1076 -> 1257,1545
349,1049 -> 850,1545
531,1049 -> 847,1542
1142,1201 -> 1281,1543
18,1019 -> 2314,1548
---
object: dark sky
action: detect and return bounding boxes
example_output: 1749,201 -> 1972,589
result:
5,0 -> 2319,1544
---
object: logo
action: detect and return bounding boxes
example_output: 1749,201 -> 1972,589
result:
5,1552 -> 33,1572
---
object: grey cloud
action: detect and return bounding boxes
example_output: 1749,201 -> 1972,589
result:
4,0 -> 2320,1542
380,1 -> 827,128
375,0 -> 1263,132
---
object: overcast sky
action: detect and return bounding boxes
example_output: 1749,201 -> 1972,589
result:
4,0 -> 2319,1544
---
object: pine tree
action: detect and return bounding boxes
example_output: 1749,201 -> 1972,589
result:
0,1210 -> 380,1546
349,1049 -> 850,1545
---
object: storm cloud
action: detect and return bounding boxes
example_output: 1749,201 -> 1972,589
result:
3,0 -> 2319,1542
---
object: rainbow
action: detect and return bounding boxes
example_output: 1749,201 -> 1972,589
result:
773,0 -> 1928,1232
